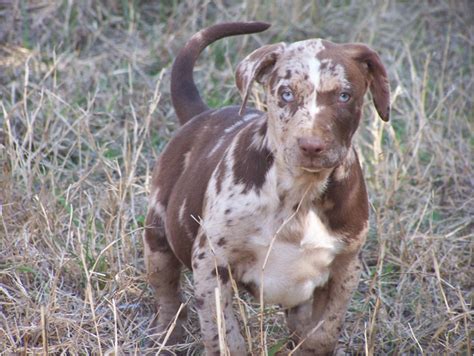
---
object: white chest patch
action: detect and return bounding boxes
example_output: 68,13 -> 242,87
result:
240,209 -> 342,307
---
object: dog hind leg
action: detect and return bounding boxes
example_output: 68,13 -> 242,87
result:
143,209 -> 186,347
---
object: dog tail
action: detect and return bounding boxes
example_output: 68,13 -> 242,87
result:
171,22 -> 270,125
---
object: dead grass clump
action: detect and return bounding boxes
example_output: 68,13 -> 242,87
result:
1,0 -> 472,354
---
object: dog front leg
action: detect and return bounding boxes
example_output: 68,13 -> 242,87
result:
192,239 -> 246,356
287,252 -> 362,355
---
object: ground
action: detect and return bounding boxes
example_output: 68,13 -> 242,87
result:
0,0 -> 472,354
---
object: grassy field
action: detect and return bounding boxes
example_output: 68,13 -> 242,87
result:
0,0 -> 472,354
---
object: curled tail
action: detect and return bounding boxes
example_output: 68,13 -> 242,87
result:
171,22 -> 270,125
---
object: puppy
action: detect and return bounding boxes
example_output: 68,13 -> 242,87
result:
144,22 -> 389,355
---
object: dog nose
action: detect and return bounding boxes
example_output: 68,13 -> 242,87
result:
298,137 -> 327,157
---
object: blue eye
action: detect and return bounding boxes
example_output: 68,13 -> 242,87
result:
281,89 -> 295,103
338,92 -> 351,103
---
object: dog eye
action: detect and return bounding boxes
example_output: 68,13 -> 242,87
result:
338,92 -> 351,103
281,89 -> 295,103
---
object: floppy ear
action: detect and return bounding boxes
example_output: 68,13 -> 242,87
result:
345,44 -> 390,121
235,43 -> 285,115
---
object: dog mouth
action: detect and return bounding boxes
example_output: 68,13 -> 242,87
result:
300,166 -> 323,174
299,158 -> 337,173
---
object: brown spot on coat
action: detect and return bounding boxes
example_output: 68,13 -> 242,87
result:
211,266 -> 230,284
232,124 -> 274,194
319,150 -> 368,240
195,297 -> 204,309
239,281 -> 257,296
199,234 -> 206,248
144,211 -> 170,253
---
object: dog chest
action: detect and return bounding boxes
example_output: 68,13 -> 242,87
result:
200,154 -> 343,306
203,182 -> 342,307
239,209 -> 342,307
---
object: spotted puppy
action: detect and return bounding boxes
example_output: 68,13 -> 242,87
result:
144,22 -> 389,355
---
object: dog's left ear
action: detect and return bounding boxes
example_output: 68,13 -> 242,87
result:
345,44 -> 390,122
235,43 -> 285,115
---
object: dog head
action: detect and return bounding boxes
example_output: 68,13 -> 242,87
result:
235,39 -> 390,173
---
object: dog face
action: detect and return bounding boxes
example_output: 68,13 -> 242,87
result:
236,39 -> 390,173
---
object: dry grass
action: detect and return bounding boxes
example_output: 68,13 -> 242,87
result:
1,0 -> 472,354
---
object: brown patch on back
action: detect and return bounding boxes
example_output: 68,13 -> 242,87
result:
232,124 -> 274,193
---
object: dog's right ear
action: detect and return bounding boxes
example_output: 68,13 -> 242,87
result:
235,43 -> 285,115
